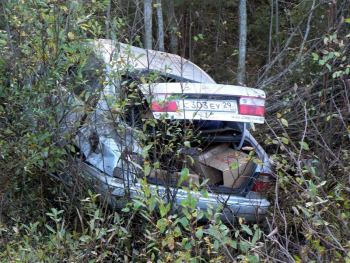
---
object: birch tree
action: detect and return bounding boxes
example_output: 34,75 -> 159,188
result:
237,0 -> 247,85
144,0 -> 153,49
156,0 -> 165,51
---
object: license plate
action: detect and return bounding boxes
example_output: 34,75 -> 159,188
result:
178,99 -> 238,113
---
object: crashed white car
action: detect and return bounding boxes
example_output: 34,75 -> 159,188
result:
61,39 -> 273,222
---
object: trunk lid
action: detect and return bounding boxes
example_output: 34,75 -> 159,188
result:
139,83 -> 266,124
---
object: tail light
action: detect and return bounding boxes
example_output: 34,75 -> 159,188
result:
239,97 -> 265,117
151,101 -> 178,112
252,173 -> 274,192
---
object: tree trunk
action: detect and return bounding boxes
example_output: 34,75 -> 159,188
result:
237,0 -> 247,85
105,0 -> 111,39
144,0 -> 153,49
156,0 -> 164,51
275,0 -> 280,66
268,0 -> 274,63
167,0 -> 178,53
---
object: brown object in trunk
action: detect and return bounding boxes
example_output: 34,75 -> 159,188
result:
149,169 -> 200,185
198,144 -> 254,188
191,161 -> 223,185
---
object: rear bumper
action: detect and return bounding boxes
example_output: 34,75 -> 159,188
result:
81,162 -> 270,222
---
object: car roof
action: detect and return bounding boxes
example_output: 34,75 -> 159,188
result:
91,39 -> 216,84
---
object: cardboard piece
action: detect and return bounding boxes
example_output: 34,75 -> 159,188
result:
191,160 -> 223,185
148,144 -> 254,189
180,147 -> 223,185
149,169 -> 200,185
198,144 -> 254,188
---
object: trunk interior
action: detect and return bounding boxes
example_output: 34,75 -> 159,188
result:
146,120 -> 258,195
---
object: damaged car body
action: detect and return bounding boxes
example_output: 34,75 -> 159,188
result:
60,39 -> 273,222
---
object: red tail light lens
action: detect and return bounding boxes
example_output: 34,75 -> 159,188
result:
239,97 -> 265,117
151,101 -> 178,112
252,173 -> 273,192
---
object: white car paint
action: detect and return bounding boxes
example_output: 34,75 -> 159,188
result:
68,39 -> 272,222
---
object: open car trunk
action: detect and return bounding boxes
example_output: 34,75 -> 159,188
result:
145,124 -> 260,195
136,82 -> 267,194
